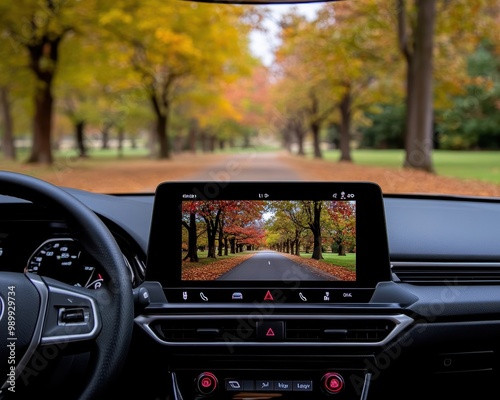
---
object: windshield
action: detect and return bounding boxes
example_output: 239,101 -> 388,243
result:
0,0 -> 499,196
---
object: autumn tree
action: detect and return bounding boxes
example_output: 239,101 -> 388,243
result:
220,201 -> 265,255
397,0 -> 437,172
324,201 -> 356,256
268,200 -> 324,260
275,12 -> 335,159
100,1 -> 255,159
0,0 -> 98,164
275,2 -> 398,161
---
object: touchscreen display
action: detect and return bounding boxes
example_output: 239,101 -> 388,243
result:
181,199 -> 356,282
147,181 -> 391,303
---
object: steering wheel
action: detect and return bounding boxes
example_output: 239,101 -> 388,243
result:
0,171 -> 134,399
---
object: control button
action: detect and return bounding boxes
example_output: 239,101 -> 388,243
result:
256,380 -> 273,391
322,372 -> 344,394
225,379 -> 255,391
231,292 -> 243,300
264,290 -> 274,301
200,292 -> 209,301
226,379 -> 242,391
256,321 -> 284,341
293,380 -> 313,391
196,372 -> 218,395
274,380 -> 293,391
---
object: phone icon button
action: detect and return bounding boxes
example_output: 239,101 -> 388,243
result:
200,292 -> 209,301
299,292 -> 308,302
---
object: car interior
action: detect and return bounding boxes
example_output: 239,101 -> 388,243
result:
1,0 -> 500,399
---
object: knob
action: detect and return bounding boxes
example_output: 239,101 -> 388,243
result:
196,372 -> 218,395
321,372 -> 344,394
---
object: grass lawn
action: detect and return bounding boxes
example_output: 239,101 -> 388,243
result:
299,252 -> 356,272
322,149 -> 500,184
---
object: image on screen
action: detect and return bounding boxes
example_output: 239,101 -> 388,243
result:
181,200 -> 356,282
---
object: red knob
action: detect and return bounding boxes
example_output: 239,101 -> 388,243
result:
322,372 -> 345,394
196,372 -> 218,395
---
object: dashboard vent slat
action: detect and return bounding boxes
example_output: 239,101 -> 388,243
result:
392,262 -> 500,284
153,318 -> 398,343
285,320 -> 395,343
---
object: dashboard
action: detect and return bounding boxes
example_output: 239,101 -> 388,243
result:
2,181 -> 500,399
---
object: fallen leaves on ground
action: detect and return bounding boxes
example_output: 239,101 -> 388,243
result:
182,253 -> 256,280
280,252 -> 356,281
3,151 -> 500,197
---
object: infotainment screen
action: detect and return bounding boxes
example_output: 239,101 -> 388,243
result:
147,182 -> 391,303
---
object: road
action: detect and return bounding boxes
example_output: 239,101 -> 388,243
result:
218,250 -> 334,281
183,152 -> 300,181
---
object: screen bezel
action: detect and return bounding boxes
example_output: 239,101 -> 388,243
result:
146,181 -> 391,296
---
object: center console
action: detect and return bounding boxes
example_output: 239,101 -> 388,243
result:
138,181 -> 411,399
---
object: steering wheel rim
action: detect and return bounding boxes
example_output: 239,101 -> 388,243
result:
0,171 -> 134,399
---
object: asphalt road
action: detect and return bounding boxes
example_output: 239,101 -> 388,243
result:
218,250 -> 332,281
184,152 -> 300,181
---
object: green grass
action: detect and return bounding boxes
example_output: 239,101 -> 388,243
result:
321,149 -> 500,184
300,252 -> 356,272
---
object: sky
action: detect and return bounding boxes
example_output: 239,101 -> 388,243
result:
250,2 -> 324,66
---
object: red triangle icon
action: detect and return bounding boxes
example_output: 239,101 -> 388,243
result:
264,290 -> 274,301
266,328 -> 275,337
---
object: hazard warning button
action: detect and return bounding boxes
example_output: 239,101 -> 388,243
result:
256,321 -> 284,341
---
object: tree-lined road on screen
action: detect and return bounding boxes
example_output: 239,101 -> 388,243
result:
217,250 -> 336,281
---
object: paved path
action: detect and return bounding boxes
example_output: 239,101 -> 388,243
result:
183,152 -> 299,181
218,250 -> 335,281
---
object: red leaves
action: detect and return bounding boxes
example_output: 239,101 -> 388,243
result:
182,253 -> 255,281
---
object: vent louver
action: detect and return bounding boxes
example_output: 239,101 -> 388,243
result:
153,318 -> 397,343
285,319 -> 396,342
391,262 -> 500,284
154,319 -> 257,342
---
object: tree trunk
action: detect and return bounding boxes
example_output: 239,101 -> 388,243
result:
218,225 -> 224,257
310,201 -> 323,260
339,87 -> 352,162
338,241 -> 346,256
0,86 -> 16,160
183,213 -> 199,262
75,120 -> 87,158
27,82 -> 54,164
150,94 -> 170,159
400,0 -> 436,172
25,34 -> 63,165
101,122 -> 111,150
311,121 -> 322,159
117,127 -> 124,158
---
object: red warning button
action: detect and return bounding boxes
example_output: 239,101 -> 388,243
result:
322,372 -> 344,394
196,372 -> 218,395
256,321 -> 284,341
264,290 -> 274,301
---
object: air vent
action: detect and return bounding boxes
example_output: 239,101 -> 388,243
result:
392,262 -> 500,284
152,318 -> 397,343
286,319 -> 396,343
153,319 -> 257,342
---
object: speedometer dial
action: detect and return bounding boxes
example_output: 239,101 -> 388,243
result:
25,238 -> 104,289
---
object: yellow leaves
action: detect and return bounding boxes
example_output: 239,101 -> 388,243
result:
154,28 -> 201,60
99,8 -> 133,26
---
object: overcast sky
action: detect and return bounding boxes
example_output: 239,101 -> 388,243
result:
250,3 -> 324,66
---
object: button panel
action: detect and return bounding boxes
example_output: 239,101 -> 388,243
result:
178,368 -> 367,399
228,379 -> 312,392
